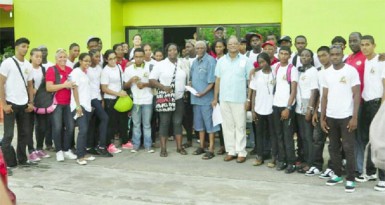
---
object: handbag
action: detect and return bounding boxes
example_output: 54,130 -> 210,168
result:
155,65 -> 177,112
114,65 -> 133,112
33,66 -> 60,114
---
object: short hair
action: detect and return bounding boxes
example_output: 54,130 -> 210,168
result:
329,45 -> 343,53
88,49 -> 100,58
154,49 -> 163,56
30,48 -> 41,56
69,43 -> 79,50
331,36 -> 347,45
350,32 -> 362,39
361,35 -> 375,44
141,43 -> 151,50
132,34 -> 142,40
295,35 -> 307,42
112,43 -> 122,51
165,43 -> 179,54
279,46 -> 292,54
257,52 -> 270,65
227,35 -> 239,44
195,41 -> 206,48
87,37 -> 100,46
133,48 -> 145,55
55,48 -> 67,58
15,37 -> 30,46
317,46 -> 330,53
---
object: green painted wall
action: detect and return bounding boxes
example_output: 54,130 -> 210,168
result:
0,9 -> 13,28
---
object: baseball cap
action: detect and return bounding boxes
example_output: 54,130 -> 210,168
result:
214,26 -> 224,32
277,35 -> 292,44
262,40 -> 275,48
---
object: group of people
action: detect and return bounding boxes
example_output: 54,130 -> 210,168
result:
0,26 -> 384,193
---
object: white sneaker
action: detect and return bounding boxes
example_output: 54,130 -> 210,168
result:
56,151 -> 64,162
375,181 -> 385,192
319,168 -> 334,179
356,174 -> 377,183
305,166 -> 320,176
64,150 -> 77,160
146,148 -> 155,153
84,155 -> 96,161
131,149 -> 138,153
76,159 -> 87,165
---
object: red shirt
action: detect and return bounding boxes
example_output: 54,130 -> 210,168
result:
46,65 -> 72,105
209,51 -> 217,59
118,58 -> 129,72
253,57 -> 279,69
345,51 -> 366,93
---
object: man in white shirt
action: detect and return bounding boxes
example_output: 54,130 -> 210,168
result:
38,45 -> 54,69
245,33 -> 262,63
291,35 -> 321,68
356,35 -> 385,191
124,48 -> 154,153
321,45 -> 360,193
0,38 -> 35,167
66,43 -> 80,69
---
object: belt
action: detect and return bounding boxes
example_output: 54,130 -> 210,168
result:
364,98 -> 381,104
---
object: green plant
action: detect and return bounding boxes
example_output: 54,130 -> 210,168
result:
0,46 -> 14,64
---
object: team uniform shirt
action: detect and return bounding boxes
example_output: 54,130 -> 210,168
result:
87,65 -> 103,100
215,53 -> 253,103
101,65 -> 123,100
46,65 -> 72,105
124,63 -> 153,105
31,66 -> 44,90
292,53 -> 321,68
66,59 -> 75,69
323,64 -> 360,119
272,63 -> 299,107
190,53 -> 216,106
249,70 -> 275,115
149,58 -> 188,100
362,54 -> 385,101
316,65 -> 332,113
0,57 -> 33,105
69,68 -> 92,112
295,66 -> 318,114
346,51 -> 366,93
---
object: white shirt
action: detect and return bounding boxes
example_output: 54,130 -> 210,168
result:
0,57 -> 33,105
187,56 -> 197,67
87,65 -> 102,100
272,63 -> 299,107
292,53 -> 321,68
247,51 -> 259,63
317,65 -> 332,113
362,55 -> 384,101
249,70 -> 275,115
101,65 -> 123,99
124,63 -> 153,105
323,64 -> 360,119
295,66 -> 318,114
70,68 -> 92,112
42,61 -> 54,70
66,59 -> 75,69
149,58 -> 188,100
32,66 -> 44,90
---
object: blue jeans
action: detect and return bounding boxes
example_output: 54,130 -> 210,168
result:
73,107 -> 91,158
51,104 -> 74,152
132,104 -> 153,149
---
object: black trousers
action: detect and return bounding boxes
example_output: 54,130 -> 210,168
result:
255,113 -> 276,158
327,117 -> 356,181
311,112 -> 332,170
104,99 -> 128,145
296,113 -> 314,165
35,113 -> 52,150
1,103 -> 31,166
273,106 -> 295,164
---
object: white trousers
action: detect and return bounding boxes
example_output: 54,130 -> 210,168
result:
220,101 -> 247,157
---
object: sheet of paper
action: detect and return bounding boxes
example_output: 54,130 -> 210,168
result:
185,85 -> 198,96
212,103 -> 223,126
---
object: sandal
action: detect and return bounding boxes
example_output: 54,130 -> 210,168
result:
182,141 -> 192,149
192,147 -> 205,155
202,151 -> 215,160
177,148 -> 188,155
160,150 -> 168,157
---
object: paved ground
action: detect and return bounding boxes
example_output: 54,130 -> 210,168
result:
2,125 -> 384,205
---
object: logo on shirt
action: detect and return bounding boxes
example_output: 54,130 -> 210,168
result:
143,72 -> 149,78
301,75 -> 307,81
340,76 -> 347,84
356,61 -> 362,66
370,67 -> 375,74
283,74 -> 287,81
24,69 -> 29,76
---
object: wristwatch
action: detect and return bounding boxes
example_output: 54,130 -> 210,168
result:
286,106 -> 292,110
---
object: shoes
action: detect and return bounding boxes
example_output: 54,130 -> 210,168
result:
276,162 -> 287,171
131,149 -> 138,153
146,148 -> 155,153
326,175 -> 343,186
64,150 -> 77,160
86,148 -> 100,155
192,147 -> 205,155
56,151 -> 65,162
19,160 -> 38,167
345,181 -> 356,193
267,158 -> 276,168
182,141 -> 192,149
319,168 -> 334,179
253,155 -> 263,166
77,158 -> 87,165
160,149 -> 168,157
107,144 -> 122,154
168,136 -> 174,141
122,141 -> 134,149
249,149 -> 258,155
216,146 -> 226,155
28,151 -> 41,162
285,164 -> 296,174
224,155 -> 237,162
177,148 -> 188,155
96,147 -> 113,157
355,173 -> 377,183
305,166 -> 321,176
375,181 -> 385,192
84,155 -> 96,161
36,150 -> 50,158
236,156 -> 246,163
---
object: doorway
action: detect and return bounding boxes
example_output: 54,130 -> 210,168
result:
163,27 -> 196,51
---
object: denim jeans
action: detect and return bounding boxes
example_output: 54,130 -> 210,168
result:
88,99 -> 109,148
51,104 -> 74,152
132,104 -> 153,149
35,113 -> 52,150
1,103 -> 31,165
273,106 -> 295,165
73,107 -> 91,158
296,114 -> 314,165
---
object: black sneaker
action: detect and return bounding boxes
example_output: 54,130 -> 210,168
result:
96,148 -> 113,157
86,148 -> 100,155
285,164 -> 296,174
276,162 -> 287,171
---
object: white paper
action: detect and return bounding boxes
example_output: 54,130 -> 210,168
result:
212,103 -> 223,126
185,85 -> 198,96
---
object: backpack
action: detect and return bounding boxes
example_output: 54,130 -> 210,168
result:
273,63 -> 294,94
369,102 -> 385,170
33,66 -> 60,114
